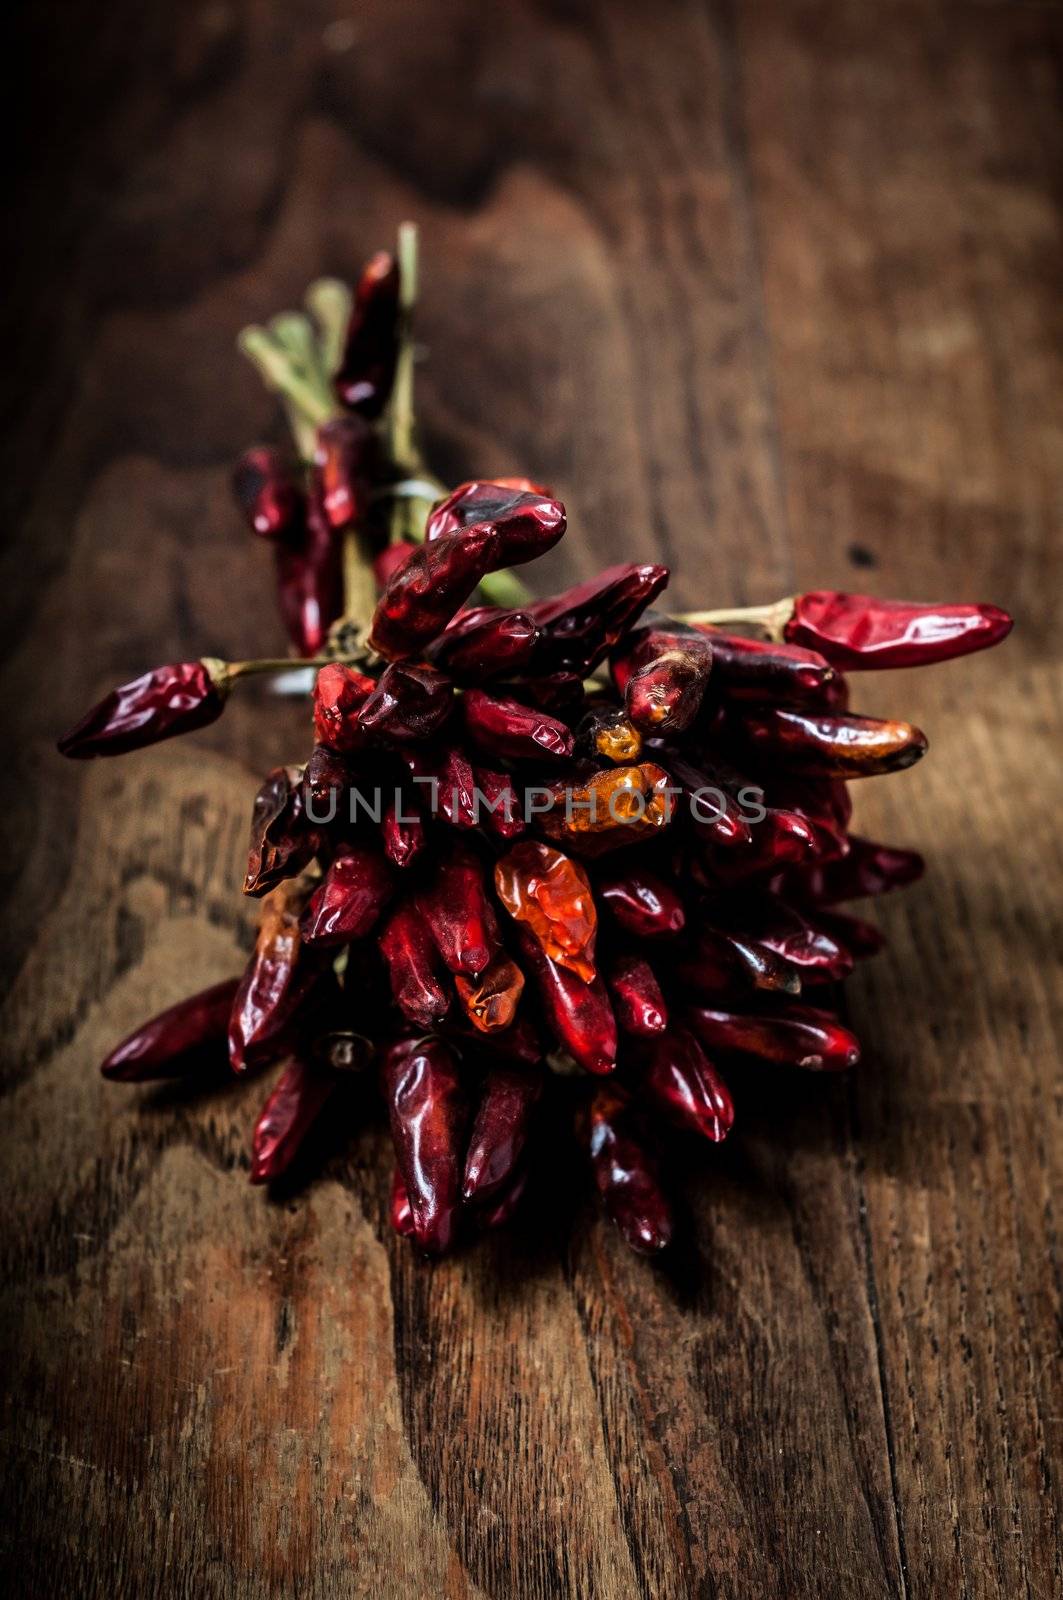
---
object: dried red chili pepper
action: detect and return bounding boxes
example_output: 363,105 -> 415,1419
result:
369,524 -> 499,659
357,662 -> 454,743
418,842 -> 500,977
477,1167 -> 529,1230
539,762 -> 672,852
677,927 -> 801,997
58,660 -> 228,759
495,840 -> 597,980
662,752 -> 753,850
390,1167 -> 416,1238
454,954 -> 525,1032
462,688 -> 574,763
596,865 -> 685,938
101,978 -> 240,1081
378,901 -> 451,1029
383,1034 -> 467,1254
784,591 -> 1013,670
686,1003 -> 861,1071
576,705 -> 643,764
691,626 -> 835,703
312,415 -> 374,530
611,625 -> 714,734
250,1058 -> 338,1184
303,743 -> 355,814
641,1029 -> 733,1143
374,541 -> 416,589
528,563 -> 670,675
428,606 -> 540,681
312,663 -> 376,752
473,766 -> 526,839
462,1061 -> 543,1204
300,845 -> 394,946
813,908 -> 885,958
274,493 -> 344,657
382,791 -> 426,867
243,765 -> 322,897
335,250 -> 400,417
503,671 -> 586,717
232,446 -> 301,541
515,926 -> 617,1075
587,1087 -> 673,1254
778,835 -> 925,904
426,480 -> 566,563
229,884 -> 321,1073
741,707 -> 928,779
443,1012 -> 544,1070
607,955 -> 668,1036
728,894 -> 854,982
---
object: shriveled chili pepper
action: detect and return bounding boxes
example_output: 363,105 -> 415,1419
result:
463,688 -> 574,763
693,626 -> 835,703
473,766 -> 526,839
686,1003 -> 861,1071
784,591 -> 1013,670
740,707 -> 928,778
58,660 -> 228,759
382,790 -> 426,867
587,1087 -> 672,1254
606,955 -> 668,1036
713,893 -> 853,983
495,840 -> 597,981
374,540 -> 416,589
662,751 -> 752,850
503,671 -> 586,717
528,563 -> 670,676
515,925 -> 617,1074
611,625 -> 714,734
401,744 -> 479,829
539,763 -> 672,852
335,250 -> 400,417
677,927 -> 801,997
426,480 -> 566,563
101,978 -> 240,1081
383,1034 -> 467,1254
300,844 -> 394,946
577,705 -> 643,764
813,908 -> 885,958
427,606 -> 540,681
369,524 -> 499,659
229,883 -> 321,1072
250,1058 -> 338,1183
378,900 -> 451,1029
641,1029 -> 733,1142
232,446 -> 301,541
357,662 -> 454,743
312,663 -> 376,752
778,835 -> 924,904
303,743 -> 355,814
274,493 -> 344,657
243,764 -> 322,897
311,415 -> 374,530
462,1061 -> 543,1204
596,864 -> 685,938
443,1012 -> 544,1070
454,954 -> 525,1032
418,842 -> 500,977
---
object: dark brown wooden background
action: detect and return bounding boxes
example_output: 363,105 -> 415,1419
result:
2,2 -> 1061,1596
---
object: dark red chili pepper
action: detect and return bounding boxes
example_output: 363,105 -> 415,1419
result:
784,591 -> 1013,670
335,251 -> 400,418
473,766 -> 526,839
442,1012 -> 545,1070
812,908 -> 885,958
528,563 -> 670,676
502,671 -> 586,717
463,688 -> 574,762
303,743 -> 355,815
400,744 -> 479,829
378,901 -> 451,1029
418,842 -> 500,977
357,662 -> 454,743
427,606 -> 540,681
477,1167 -> 529,1230
229,885 -> 321,1072
383,1034 -> 467,1254
250,1058 -> 337,1183
777,835 -> 925,904
58,660 -> 227,759
641,1029 -> 733,1142
311,415 -> 374,530
587,1087 -> 673,1254
677,927 -> 801,997
462,1061 -> 543,1204
273,494 -> 344,658
390,1167 -> 416,1238
740,706 -> 928,778
611,626 -> 713,734
374,541 -> 416,589
709,893 -> 853,982
101,978 -> 240,1080
232,446 -> 301,541
663,752 -> 753,849
243,765 -> 322,897
606,955 -> 668,1036
312,664 -> 376,753
515,926 -> 617,1075
369,524 -> 499,659
382,790 -> 426,867
693,626 -> 835,703
426,480 -> 566,563
300,845 -> 394,946
596,865 -> 685,938
454,954 -> 525,1032
686,1003 -> 861,1071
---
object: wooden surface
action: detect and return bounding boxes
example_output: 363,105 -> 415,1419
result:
3,2 -> 1061,1595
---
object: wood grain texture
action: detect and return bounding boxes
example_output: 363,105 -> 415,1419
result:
2,2 -> 1061,1596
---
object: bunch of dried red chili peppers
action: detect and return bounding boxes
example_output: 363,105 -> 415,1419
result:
59,226 -> 1012,1257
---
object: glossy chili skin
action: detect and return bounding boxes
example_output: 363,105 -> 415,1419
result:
369,524 -> 499,659
462,689 -> 574,763
785,591 -> 1013,670
606,955 -> 668,1036
708,893 -> 854,983
244,765 -> 323,896
495,839 -> 598,981
676,927 -> 801,998
740,707 -> 928,779
378,901 -> 451,1029
454,954 -> 525,1032
101,978 -> 240,1080
473,767 -> 526,840
383,1035 -> 467,1254
595,865 -> 685,938
229,886 -> 320,1073
58,661 -> 226,759
611,625 -> 714,734
641,1029 -> 733,1143
686,1003 -> 861,1071
695,626 -> 835,703
587,1088 -> 673,1254
778,835 -> 925,904
232,446 -> 301,540
382,792 -> 427,867
576,706 -> 643,765
662,751 -> 753,850
515,925 -> 617,1075
300,845 -> 394,946
462,1061 -> 543,1204
335,250 -> 400,417
250,1058 -> 337,1183
527,563 -> 670,676
303,743 -> 356,815
312,664 -> 376,752
311,415 -> 373,530
418,843 -> 500,978
538,763 -> 672,856
427,606 -> 540,681
389,1167 -> 416,1237
357,662 -> 454,743
426,480 -> 566,564
274,494 -> 344,658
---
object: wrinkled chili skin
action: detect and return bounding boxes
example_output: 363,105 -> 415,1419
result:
418,843 -> 500,977
58,661 -> 226,759
528,563 -> 670,676
515,925 -> 617,1075
427,607 -> 540,682
539,763 -> 673,855
426,481 -> 566,564
312,664 -> 376,752
244,765 -> 322,897
663,751 -> 753,850
677,927 -> 801,997
607,955 -> 668,1036
494,839 -> 598,981
250,1059 -> 337,1183
382,791 -> 427,867
694,626 -> 835,703
587,1088 -> 673,1254
686,1003 -> 861,1071
611,625 -> 713,735
369,524 -> 499,660
229,886 -> 321,1073
274,494 -> 344,658
357,662 -> 454,743
383,1035 -> 467,1254
785,591 -> 1013,670
454,954 -> 525,1032
777,835 -> 925,904
378,901 -> 451,1029
335,251 -> 400,417
740,707 -> 928,779
707,893 -> 853,982
101,978 -> 240,1081
462,1062 -> 543,1204
463,689 -> 575,763
303,743 -> 355,813
311,415 -> 374,530
300,846 -> 394,946
641,1029 -> 733,1143
596,865 -> 685,938
473,767 -> 526,839
232,446 -> 301,541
